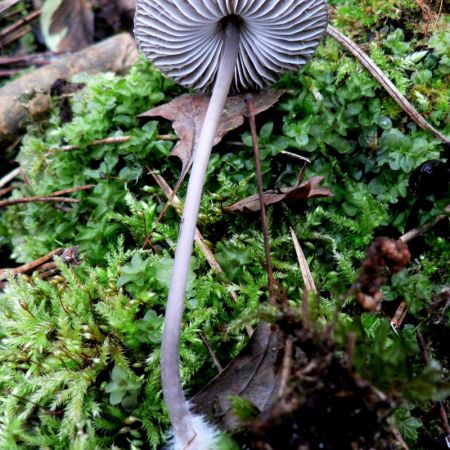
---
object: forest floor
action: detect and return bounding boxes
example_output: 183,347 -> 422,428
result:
0,1 -> 449,449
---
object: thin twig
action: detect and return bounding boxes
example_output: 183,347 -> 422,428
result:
156,134 -> 177,141
0,51 -> 67,66
0,167 -> 21,189
49,136 -> 131,153
0,10 -> 40,39
0,68 -> 22,77
53,204 -> 72,213
143,170 -> 188,250
0,196 -> 79,208
390,301 -> 407,332
0,248 -> 63,280
37,261 -> 58,272
400,205 -> 450,243
199,331 -> 223,373
245,94 -> 276,296
0,26 -> 31,48
49,134 -> 177,152
433,0 -> 444,30
0,184 -> 94,209
278,335 -> 293,398
150,171 -> 226,275
346,332 -> 356,369
281,151 -> 311,163
46,184 -> 95,197
0,186 -> 14,197
390,426 -> 410,450
327,25 -> 450,145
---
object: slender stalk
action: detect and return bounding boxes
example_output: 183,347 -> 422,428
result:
161,20 -> 240,446
245,95 -> 276,295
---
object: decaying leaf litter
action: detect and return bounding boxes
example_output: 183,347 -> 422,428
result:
0,0 -> 449,449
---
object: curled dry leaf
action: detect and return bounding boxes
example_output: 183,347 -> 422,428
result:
138,89 -> 284,178
192,322 -> 282,432
224,176 -> 333,214
41,0 -> 94,52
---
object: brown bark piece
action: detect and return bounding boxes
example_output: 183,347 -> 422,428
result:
0,33 -> 139,146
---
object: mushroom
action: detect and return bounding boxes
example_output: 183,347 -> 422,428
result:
134,1 -> 328,448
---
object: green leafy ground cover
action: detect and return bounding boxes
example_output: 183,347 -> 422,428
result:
0,1 -> 449,448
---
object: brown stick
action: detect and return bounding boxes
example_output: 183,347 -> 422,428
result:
0,26 -> 30,48
156,134 -> 177,141
199,331 -> 223,373
0,186 -> 14,197
400,205 -> 450,243
0,183 -> 94,208
327,25 -> 450,145
149,171 -> 227,276
0,33 -> 139,146
0,10 -> 40,41
0,195 -> 79,208
0,51 -> 68,66
0,69 -> 23,78
245,94 -> 276,296
390,301 -> 407,331
0,248 -> 63,280
143,170 -> 187,250
390,426 -> 410,450
45,184 -> 95,197
49,136 -> 131,153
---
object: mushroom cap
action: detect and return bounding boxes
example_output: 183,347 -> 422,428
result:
134,0 -> 328,93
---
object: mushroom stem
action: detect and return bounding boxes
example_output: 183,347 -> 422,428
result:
161,19 -> 240,448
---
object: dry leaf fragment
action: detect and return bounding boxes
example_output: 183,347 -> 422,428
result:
290,227 -> 317,294
138,89 -> 284,178
224,175 -> 333,214
192,322 -> 282,432
41,0 -> 94,52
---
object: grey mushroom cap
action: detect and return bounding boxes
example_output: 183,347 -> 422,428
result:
134,0 -> 329,93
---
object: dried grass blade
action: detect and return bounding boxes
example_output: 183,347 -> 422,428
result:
290,227 -> 317,294
327,25 -> 450,145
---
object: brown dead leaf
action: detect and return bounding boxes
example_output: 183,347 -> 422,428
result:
49,0 -> 94,52
139,89 -> 284,178
224,176 -> 333,214
192,322 -> 282,432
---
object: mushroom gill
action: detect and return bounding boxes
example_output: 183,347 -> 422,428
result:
134,1 -> 328,449
135,0 -> 328,92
